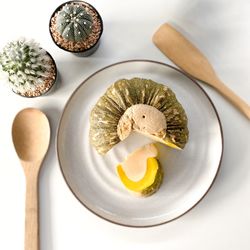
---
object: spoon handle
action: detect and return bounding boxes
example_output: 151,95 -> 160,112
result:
23,163 -> 40,250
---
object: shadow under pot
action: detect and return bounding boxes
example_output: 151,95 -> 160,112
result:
49,1 -> 103,56
0,39 -> 57,98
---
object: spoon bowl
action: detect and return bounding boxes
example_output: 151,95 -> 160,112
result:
12,108 -> 50,250
12,108 -> 50,162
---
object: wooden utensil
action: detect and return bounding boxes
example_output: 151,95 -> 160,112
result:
153,23 -> 250,119
12,108 -> 50,250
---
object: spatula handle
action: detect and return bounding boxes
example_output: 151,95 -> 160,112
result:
24,166 -> 40,250
213,79 -> 250,119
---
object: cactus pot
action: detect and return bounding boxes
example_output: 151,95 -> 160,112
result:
0,38 -> 58,98
49,1 -> 103,56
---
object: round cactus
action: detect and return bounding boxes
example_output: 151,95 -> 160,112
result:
0,38 -> 54,96
56,3 -> 93,42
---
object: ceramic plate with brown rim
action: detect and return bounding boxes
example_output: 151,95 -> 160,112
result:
57,60 -> 223,227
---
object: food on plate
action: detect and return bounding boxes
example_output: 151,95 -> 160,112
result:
116,143 -> 163,197
90,77 -> 189,154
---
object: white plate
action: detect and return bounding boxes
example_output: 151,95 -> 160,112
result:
57,60 -> 223,227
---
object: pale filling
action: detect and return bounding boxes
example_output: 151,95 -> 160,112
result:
120,143 -> 158,181
117,104 -> 167,141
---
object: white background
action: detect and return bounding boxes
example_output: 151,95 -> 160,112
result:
0,0 -> 250,249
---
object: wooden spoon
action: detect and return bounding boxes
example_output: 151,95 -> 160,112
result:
153,23 -> 250,119
12,108 -> 50,250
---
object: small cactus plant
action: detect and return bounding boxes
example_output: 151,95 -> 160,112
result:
50,1 -> 103,55
56,4 -> 93,42
0,38 -> 56,97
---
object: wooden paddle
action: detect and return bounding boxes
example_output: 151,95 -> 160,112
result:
153,23 -> 250,119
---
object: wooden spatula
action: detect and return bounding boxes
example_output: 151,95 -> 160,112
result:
153,23 -> 250,119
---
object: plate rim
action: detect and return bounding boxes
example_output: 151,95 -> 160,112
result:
56,59 -> 224,227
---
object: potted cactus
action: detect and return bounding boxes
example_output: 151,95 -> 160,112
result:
0,38 -> 57,97
49,1 -> 103,56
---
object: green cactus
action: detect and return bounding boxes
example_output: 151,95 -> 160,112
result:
56,3 -> 93,42
0,38 -> 53,95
